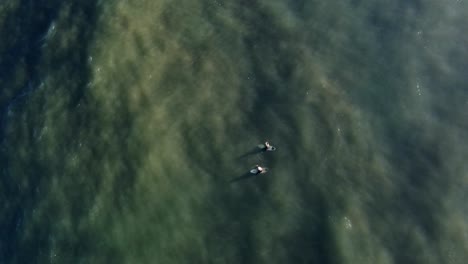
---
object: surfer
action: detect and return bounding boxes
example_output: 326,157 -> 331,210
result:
252,164 -> 266,175
263,141 -> 275,151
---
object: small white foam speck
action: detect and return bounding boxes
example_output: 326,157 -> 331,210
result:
344,216 -> 352,230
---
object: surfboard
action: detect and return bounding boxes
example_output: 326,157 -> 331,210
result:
258,144 -> 276,151
250,168 -> 268,174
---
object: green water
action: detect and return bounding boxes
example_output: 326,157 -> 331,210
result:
1,0 -> 468,263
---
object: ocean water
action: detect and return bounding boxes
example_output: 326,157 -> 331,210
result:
1,0 -> 468,263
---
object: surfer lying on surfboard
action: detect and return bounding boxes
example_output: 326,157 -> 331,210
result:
262,141 -> 276,151
250,165 -> 268,175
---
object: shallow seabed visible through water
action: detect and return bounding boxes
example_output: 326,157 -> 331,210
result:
1,0 -> 468,263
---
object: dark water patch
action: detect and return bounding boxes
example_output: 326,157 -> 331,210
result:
0,0 -> 62,106
367,1 -> 422,43
0,1 -> 102,263
41,2 -> 100,109
0,1 -> 62,158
